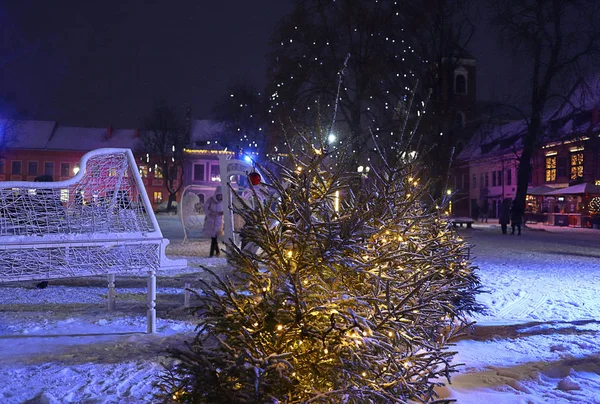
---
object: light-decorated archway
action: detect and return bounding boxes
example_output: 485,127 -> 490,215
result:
218,154 -> 264,246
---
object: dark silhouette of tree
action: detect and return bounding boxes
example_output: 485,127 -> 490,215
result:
489,0 -> 600,213
266,0 -> 420,161
210,82 -> 269,156
266,0 -> 477,188
139,100 -> 190,210
0,97 -> 23,156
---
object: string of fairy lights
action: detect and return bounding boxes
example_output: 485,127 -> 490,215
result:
261,0 -> 429,168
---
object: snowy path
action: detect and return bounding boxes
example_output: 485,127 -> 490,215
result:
1,219 -> 600,403
439,225 -> 600,403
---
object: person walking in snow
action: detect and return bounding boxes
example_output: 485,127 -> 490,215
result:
499,199 -> 510,234
480,199 -> 489,223
510,199 -> 524,235
203,186 -> 225,257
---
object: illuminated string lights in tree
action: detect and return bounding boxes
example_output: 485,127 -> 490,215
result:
161,98 -> 482,403
265,0 -> 429,163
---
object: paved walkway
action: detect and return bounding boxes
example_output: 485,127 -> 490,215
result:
470,219 -> 600,234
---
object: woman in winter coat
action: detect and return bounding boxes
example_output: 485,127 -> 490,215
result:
202,186 -> 224,257
498,199 -> 511,234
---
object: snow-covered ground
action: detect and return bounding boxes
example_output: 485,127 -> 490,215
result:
1,216 -> 599,403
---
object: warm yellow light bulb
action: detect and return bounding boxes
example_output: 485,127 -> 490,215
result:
254,322 -> 259,327
287,250 -> 293,258
362,372 -> 366,377
324,348 -> 328,354
277,325 -> 283,331
388,331 -> 393,337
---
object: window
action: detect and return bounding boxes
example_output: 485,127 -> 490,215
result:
480,173 -> 483,188
492,171 -> 497,187
11,161 -> 21,175
44,162 -> 54,176
454,74 -> 467,94
210,165 -> 221,182
461,174 -> 466,190
28,161 -> 38,176
484,172 -> 489,187
570,152 -> 584,180
454,112 -> 465,128
0,159 -> 5,174
153,164 -> 163,179
545,155 -> 557,182
153,191 -> 163,204
472,174 -> 476,189
138,165 -> 148,178
498,170 -> 503,186
193,163 -> 205,181
60,162 -> 70,177
507,168 -> 512,186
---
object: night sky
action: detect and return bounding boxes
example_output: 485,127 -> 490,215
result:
1,1 -> 520,128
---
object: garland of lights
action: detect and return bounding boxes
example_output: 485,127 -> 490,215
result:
590,196 -> 600,214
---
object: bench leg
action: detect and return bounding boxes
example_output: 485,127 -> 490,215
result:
147,270 -> 157,334
467,223 -> 472,228
107,274 -> 116,311
184,282 -> 191,308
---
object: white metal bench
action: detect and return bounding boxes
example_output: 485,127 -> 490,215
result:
0,148 -> 187,333
449,216 -> 474,228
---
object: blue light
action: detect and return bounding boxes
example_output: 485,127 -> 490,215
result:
244,155 -> 252,164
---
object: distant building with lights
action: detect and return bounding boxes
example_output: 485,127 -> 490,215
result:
452,74 -> 600,227
0,119 -> 241,210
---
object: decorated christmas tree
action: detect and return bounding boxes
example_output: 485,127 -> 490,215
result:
160,110 -> 482,402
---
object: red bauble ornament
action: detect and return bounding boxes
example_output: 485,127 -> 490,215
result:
248,171 -> 261,186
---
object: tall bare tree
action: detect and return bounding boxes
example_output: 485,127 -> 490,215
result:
0,97 -> 22,156
266,0 -> 477,187
139,100 -> 190,210
490,0 -> 600,212
210,82 -> 268,156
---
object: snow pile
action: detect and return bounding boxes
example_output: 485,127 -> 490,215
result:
1,222 -> 600,403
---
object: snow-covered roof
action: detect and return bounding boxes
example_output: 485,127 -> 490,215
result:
4,120 -> 142,152
190,120 -> 224,143
457,119 -> 527,161
458,73 -> 600,163
5,120 -> 56,149
46,126 -> 139,151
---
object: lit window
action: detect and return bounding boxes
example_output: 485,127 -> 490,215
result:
570,152 -> 584,180
210,165 -> 221,182
153,191 -> 163,204
545,155 -> 557,182
154,165 -> 163,179
60,189 -> 69,203
138,165 -> 148,178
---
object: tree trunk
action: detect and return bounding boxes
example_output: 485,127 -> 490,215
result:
167,191 -> 177,211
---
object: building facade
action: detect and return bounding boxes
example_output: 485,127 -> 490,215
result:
453,75 -> 600,225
